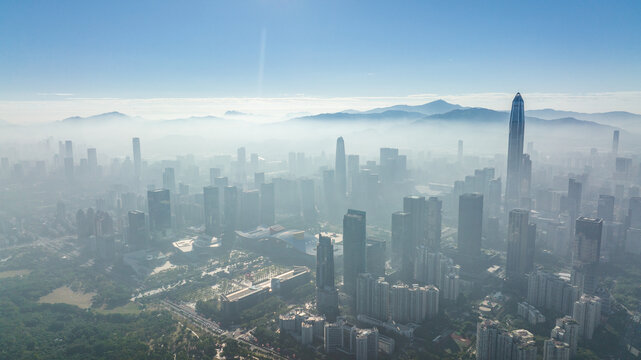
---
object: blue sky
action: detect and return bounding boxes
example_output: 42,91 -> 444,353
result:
1,0 -> 640,122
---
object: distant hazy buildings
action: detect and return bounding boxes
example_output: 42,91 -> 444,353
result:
335,137 -> 346,200
476,319 -> 537,360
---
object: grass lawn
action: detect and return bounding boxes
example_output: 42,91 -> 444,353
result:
0,269 -> 32,279
94,302 -> 143,315
38,285 -> 96,309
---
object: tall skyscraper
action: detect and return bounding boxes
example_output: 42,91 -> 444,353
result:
147,189 -> 171,234
347,154 -> 359,195
300,179 -> 316,224
316,234 -> 338,320
260,182 -> 275,226
203,186 -> 220,236
163,168 -> 176,193
237,147 -> 246,183
366,238 -> 386,277
335,137 -> 346,199
240,190 -> 260,230
567,178 -> 582,237
343,209 -> 367,296
87,148 -> 97,175
458,193 -> 483,257
132,137 -> 141,181
209,168 -> 221,185
391,211 -> 411,269
572,217 -> 602,294
505,92 -> 525,210
506,209 -> 535,282
127,210 -> 148,250
612,130 -> 620,155
403,195 -> 425,281
426,197 -> 442,250
597,195 -> 615,222
628,197 -> 641,228
457,139 -> 463,164
223,186 -> 238,245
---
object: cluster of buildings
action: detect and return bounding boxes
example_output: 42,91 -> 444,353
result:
356,273 -> 439,325
516,302 -> 545,325
278,311 -> 395,360
476,319 -> 537,360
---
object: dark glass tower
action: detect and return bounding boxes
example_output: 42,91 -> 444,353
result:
506,209 -> 534,281
458,193 -> 483,257
335,137 -> 346,199
147,189 -> 171,234
505,92 -> 525,210
343,209 -> 367,296
203,186 -> 220,236
260,182 -> 275,226
317,234 -> 339,320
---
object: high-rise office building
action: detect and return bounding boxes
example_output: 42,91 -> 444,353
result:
316,234 -> 338,320
240,190 -> 260,230
335,137 -> 346,199
254,172 -> 265,187
597,195 -> 615,222
612,130 -> 620,155
300,179 -> 316,224
147,189 -> 171,234
426,197 -> 442,250
260,182 -> 275,226
87,148 -> 97,175
380,147 -> 402,184
132,137 -> 141,181
505,92 -> 525,210
403,195 -> 425,281
458,193 -> 483,257
347,154 -> 359,195
209,168 -> 221,185
457,139 -> 463,164
163,168 -> 176,193
237,147 -> 246,183
366,238 -> 386,277
572,217 -> 602,294
391,211 -> 411,269
506,209 -> 535,281
127,210 -> 148,250
323,169 -> 335,213
203,186 -> 220,236
223,186 -> 238,244
567,178 -> 582,237
343,209 -> 367,296
629,197 -> 641,228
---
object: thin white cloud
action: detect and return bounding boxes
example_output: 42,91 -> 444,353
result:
1,91 -> 641,125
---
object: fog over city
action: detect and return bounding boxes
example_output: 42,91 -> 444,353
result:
1,1 -> 641,360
